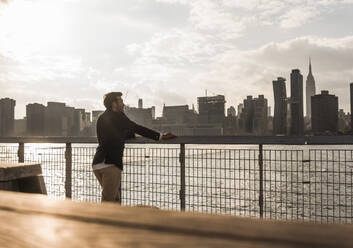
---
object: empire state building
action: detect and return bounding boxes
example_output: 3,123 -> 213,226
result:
306,58 -> 316,117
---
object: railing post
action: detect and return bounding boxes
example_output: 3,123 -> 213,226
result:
65,143 -> 72,199
179,143 -> 186,211
259,144 -> 264,218
18,142 -> 24,163
18,142 -> 25,163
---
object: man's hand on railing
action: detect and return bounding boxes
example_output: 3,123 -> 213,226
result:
161,132 -> 177,140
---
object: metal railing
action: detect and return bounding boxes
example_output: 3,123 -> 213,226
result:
1,136 -> 353,223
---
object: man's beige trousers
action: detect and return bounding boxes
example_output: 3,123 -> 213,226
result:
94,166 -> 122,203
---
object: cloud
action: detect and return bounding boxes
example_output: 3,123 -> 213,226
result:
280,6 -> 319,28
189,0 -> 246,39
160,0 -> 353,30
120,34 -> 353,115
199,35 -> 353,112
1,0 -> 353,118
1,53 -> 83,82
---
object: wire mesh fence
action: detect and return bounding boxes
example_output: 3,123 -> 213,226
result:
24,144 -> 66,200
123,147 -> 181,210
1,142 -> 353,223
262,149 -> 306,221
0,145 -> 18,163
185,148 -> 259,217
307,149 -> 353,224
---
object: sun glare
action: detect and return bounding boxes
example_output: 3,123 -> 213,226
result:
0,0 -> 69,56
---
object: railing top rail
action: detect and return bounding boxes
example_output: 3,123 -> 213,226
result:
0,136 -> 353,145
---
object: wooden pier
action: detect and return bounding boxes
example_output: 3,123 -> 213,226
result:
0,190 -> 352,248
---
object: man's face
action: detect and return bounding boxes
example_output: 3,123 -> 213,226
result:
112,96 -> 125,112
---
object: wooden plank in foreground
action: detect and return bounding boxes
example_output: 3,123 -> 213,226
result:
0,191 -> 352,248
0,163 -> 42,181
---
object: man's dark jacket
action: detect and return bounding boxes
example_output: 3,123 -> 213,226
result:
92,109 -> 160,170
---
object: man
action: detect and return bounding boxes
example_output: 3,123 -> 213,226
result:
92,92 -> 176,203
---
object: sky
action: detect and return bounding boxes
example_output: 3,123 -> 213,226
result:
0,0 -> 353,119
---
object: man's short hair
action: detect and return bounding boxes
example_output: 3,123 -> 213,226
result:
103,92 -> 123,109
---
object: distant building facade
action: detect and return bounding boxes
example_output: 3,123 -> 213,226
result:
267,116 -> 274,134
311,91 -> 338,134
273,77 -> 287,135
238,95 -> 268,135
45,102 -> 67,136
306,58 -> 316,118
290,69 -> 304,135
125,99 -> 155,128
162,105 -> 195,124
237,103 -> 244,118
225,105 -> 237,135
92,110 -> 104,123
14,118 -> 26,136
26,103 -> 45,136
152,104 -> 199,136
338,109 -> 350,133
350,83 -> 353,132
44,102 -> 85,136
72,109 -> 86,136
227,106 -> 236,117
223,115 -> 237,135
239,96 -> 254,133
198,95 -> 225,124
89,110 -> 104,136
253,95 -> 268,135
0,98 -> 16,136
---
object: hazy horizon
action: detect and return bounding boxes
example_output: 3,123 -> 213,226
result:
1,0 -> 353,119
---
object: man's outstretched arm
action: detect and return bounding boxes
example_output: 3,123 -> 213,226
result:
133,122 -> 161,141
122,113 -> 176,141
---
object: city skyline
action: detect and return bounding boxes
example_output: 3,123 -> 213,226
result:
1,63 -> 353,121
0,61 -> 351,119
0,0 -> 353,119
1,77 -> 352,137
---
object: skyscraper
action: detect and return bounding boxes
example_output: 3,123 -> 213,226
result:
0,98 -> 16,137
253,95 -> 268,135
26,103 -> 45,136
350,83 -> 353,132
311,90 -> 338,134
237,103 -> 244,117
290,69 -> 304,136
242,96 -> 255,133
237,95 -> 268,135
273,77 -> 287,135
72,108 -> 86,136
306,58 -> 316,117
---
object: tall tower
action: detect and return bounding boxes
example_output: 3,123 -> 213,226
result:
306,58 -> 316,117
350,82 -> 353,133
0,98 -> 16,137
290,69 -> 304,136
273,77 -> 287,135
